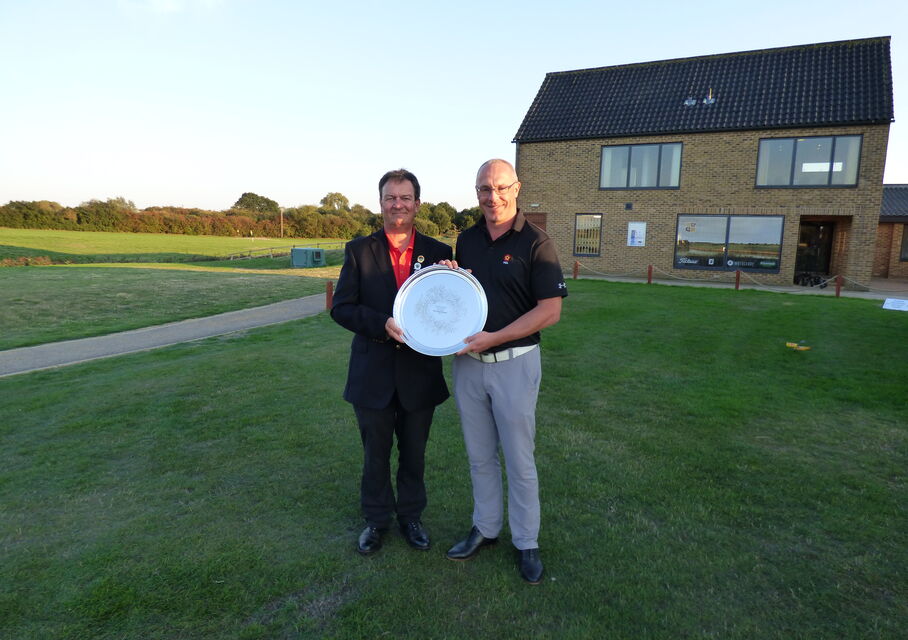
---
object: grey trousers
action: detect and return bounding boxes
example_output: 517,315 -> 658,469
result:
452,347 -> 541,550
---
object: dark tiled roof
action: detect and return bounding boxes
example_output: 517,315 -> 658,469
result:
882,185 -> 908,219
515,37 -> 894,143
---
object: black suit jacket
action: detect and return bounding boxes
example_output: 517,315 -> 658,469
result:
331,230 -> 453,411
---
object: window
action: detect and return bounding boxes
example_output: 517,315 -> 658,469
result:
756,135 -> 861,187
727,216 -> 784,271
900,225 -> 908,262
674,215 -> 784,272
675,216 -> 727,268
574,214 -> 602,256
600,143 -> 682,189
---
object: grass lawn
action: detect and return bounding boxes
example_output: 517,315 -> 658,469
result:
0,266 -> 341,350
1,280 -> 906,639
0,227 -> 345,263
0,224 -> 349,350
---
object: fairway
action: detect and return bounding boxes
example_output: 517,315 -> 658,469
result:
0,266 -> 341,350
0,227 -> 345,263
1,280 -> 905,639
0,228 -> 349,349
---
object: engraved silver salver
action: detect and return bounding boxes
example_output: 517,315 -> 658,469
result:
393,265 -> 488,356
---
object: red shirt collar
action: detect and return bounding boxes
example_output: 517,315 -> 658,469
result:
386,231 -> 415,289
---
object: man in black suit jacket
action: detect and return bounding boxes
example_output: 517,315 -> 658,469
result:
331,169 -> 453,555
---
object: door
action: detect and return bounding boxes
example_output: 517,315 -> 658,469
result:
795,221 -> 833,276
524,212 -> 547,232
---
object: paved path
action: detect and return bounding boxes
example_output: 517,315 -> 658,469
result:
0,294 -> 326,378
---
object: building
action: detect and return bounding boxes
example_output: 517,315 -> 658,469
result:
513,37 -> 895,288
876,184 -> 908,279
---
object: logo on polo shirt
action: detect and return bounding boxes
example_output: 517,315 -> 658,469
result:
502,253 -> 511,264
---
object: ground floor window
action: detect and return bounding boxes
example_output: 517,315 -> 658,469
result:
674,214 -> 784,272
574,214 -> 602,256
901,225 -> 908,262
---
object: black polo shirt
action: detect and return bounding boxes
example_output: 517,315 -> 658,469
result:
455,210 -> 567,352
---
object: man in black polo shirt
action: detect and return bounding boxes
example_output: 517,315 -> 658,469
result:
444,158 -> 567,584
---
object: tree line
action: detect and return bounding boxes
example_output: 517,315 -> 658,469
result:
0,193 -> 484,239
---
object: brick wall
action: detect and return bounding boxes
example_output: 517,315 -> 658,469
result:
886,223 -> 908,278
874,224 -> 894,277
516,124 -> 890,287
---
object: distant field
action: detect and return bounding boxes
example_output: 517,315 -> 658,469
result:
0,266 -> 339,350
0,228 -> 350,348
0,227 -> 345,264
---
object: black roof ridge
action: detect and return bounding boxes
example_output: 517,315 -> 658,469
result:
542,36 -> 892,78
515,36 -> 893,142
515,125 -> 889,145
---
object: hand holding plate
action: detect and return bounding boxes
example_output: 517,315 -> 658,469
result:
385,316 -> 405,342
456,331 -> 496,355
435,259 -> 471,273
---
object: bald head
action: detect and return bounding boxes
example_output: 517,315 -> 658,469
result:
475,158 -> 521,229
476,158 -> 517,183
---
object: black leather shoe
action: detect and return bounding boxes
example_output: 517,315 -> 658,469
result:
357,526 -> 387,555
446,526 -> 498,560
400,521 -> 431,551
519,548 -> 543,584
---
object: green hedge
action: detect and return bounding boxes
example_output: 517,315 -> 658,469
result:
0,199 -> 378,239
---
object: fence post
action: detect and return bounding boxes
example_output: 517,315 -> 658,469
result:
735,270 -> 741,290
647,264 -> 653,284
326,280 -> 334,310
835,275 -> 842,298
572,261 -> 579,279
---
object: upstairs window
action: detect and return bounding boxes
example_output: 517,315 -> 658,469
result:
756,135 -> 861,187
600,143 -> 682,189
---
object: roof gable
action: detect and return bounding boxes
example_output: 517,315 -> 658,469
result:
515,37 -> 894,143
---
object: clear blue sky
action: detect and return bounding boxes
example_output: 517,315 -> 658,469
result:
1,0 -> 906,212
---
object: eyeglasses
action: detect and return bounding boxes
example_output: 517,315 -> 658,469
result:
475,181 -> 518,197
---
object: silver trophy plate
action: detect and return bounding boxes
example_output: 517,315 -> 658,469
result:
393,265 -> 488,356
